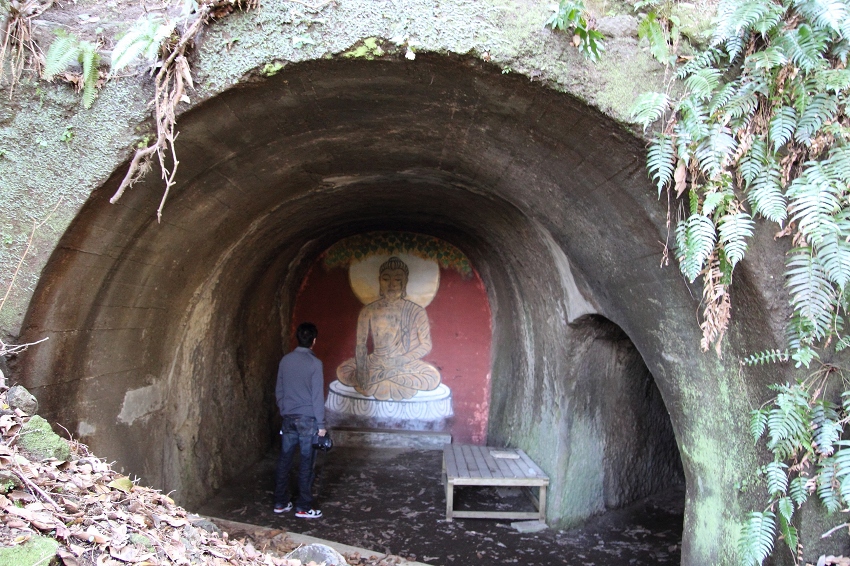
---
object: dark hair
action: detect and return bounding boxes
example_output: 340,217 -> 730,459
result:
296,322 -> 318,347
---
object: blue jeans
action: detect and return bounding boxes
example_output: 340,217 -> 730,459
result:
274,415 -> 318,511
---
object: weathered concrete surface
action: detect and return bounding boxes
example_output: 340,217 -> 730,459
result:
0,1 -> 829,564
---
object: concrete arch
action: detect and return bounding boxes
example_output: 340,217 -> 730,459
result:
16,55 -> 779,563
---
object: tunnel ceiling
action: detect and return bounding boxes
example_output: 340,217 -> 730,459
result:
16,54 -> 743,513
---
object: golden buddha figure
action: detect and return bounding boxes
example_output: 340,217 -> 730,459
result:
337,256 -> 442,401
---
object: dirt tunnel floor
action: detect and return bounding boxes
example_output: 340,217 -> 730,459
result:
194,447 -> 684,565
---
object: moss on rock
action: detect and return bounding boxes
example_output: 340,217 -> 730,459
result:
19,415 -> 70,462
0,534 -> 59,566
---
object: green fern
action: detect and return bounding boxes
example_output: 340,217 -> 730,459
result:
110,15 -> 174,74
630,91 -> 670,131
738,511 -> 776,565
811,400 -> 841,456
768,106 -> 798,153
777,511 -> 798,556
788,475 -> 809,506
785,248 -> 835,340
685,68 -> 722,101
795,93 -> 839,145
765,461 -> 789,496
42,32 -> 102,109
718,211 -> 755,267
743,349 -> 790,366
793,0 -> 849,36
646,133 -> 676,195
779,24 -> 830,72
750,407 -> 769,440
546,0 -> 606,61
675,213 -> 717,282
638,12 -> 672,65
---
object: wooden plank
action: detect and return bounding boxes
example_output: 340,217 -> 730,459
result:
461,445 -> 481,478
452,445 -> 469,478
516,449 -> 548,479
445,479 -> 454,522
449,476 -> 548,487
470,446 -> 493,479
481,448 -> 504,478
450,510 -> 541,520
444,445 -> 459,479
491,452 -> 518,478
502,453 -> 527,479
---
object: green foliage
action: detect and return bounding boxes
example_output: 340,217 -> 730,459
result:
738,511 -> 776,565
630,0 -> 850,362
43,31 -> 102,109
546,0 -> 605,61
110,15 -> 174,74
323,231 -> 473,277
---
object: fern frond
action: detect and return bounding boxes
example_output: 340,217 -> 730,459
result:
789,475 -> 809,505
811,400 -> 841,456
718,210 -> 755,267
739,138 -> 767,186
769,106 -> 798,153
638,12 -> 672,64
720,80 -> 764,121
777,511 -> 798,555
738,511 -> 776,566
785,247 -> 836,340
817,227 -> 850,289
795,93 -> 839,145
765,461 -> 789,496
744,349 -> 790,366
43,33 -> 80,81
630,91 -> 670,131
812,68 -> 850,94
826,145 -> 850,183
79,42 -> 100,110
746,164 -> 787,224
750,407 -> 769,440
647,133 -> 676,196
787,163 -> 842,238
677,47 -> 725,79
817,459 -> 842,512
743,45 -> 788,75
685,68 -> 722,101
696,123 -> 736,177
111,15 -> 173,73
777,496 -> 794,523
792,0 -> 849,36
766,383 -> 812,460
675,213 -> 718,282
779,24 -> 830,73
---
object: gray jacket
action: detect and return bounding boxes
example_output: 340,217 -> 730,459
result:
275,347 -> 325,428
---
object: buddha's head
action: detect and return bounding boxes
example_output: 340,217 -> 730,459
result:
379,256 -> 409,300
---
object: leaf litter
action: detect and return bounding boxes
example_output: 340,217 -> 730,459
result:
0,385 -> 411,566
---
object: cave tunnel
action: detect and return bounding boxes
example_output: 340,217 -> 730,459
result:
16,54 -> 687,537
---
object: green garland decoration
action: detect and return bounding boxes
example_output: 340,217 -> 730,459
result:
323,232 -> 472,278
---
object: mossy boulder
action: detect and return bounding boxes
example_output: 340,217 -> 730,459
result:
0,534 -> 59,566
18,416 -> 70,462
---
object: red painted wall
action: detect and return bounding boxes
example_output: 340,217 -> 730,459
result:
291,256 -> 492,444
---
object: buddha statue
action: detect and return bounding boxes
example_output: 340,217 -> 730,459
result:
336,256 -> 442,401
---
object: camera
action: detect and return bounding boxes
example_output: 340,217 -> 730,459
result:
312,431 -> 333,452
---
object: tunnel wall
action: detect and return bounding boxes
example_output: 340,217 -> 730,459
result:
1,20 -> 818,564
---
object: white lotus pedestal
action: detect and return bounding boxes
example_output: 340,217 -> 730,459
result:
325,381 -> 453,447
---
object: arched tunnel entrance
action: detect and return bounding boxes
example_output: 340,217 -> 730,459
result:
17,54 -> 686,554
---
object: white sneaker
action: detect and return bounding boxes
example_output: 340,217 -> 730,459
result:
273,502 -> 292,514
295,509 -> 322,519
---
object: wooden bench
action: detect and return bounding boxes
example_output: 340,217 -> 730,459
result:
442,444 -> 549,522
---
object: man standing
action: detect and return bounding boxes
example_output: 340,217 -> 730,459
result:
273,322 -> 326,519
